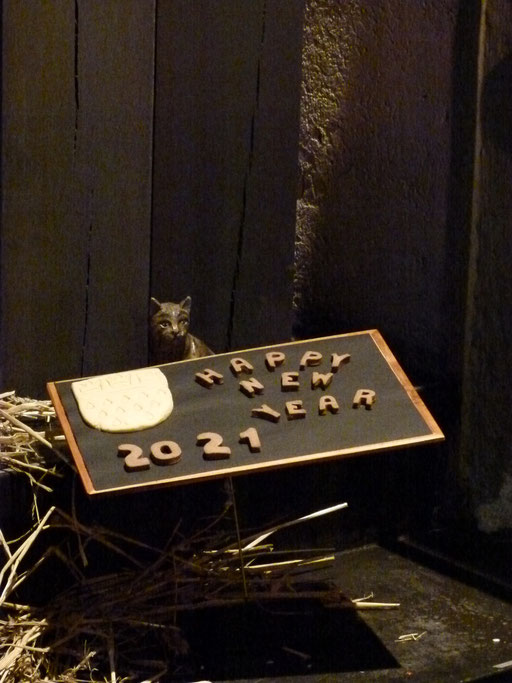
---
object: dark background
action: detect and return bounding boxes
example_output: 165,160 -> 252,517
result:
1,1 -> 511,578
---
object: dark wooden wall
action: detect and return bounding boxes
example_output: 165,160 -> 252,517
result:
2,0 -> 511,555
0,0 -> 304,397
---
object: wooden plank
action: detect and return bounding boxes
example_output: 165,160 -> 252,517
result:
151,0 -> 264,354
229,0 -> 305,350
75,0 -> 155,377
150,0 -> 304,354
48,330 -> 444,496
1,1 -> 80,397
1,1 -> 156,397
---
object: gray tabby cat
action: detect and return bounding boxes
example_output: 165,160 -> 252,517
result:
149,296 -> 213,364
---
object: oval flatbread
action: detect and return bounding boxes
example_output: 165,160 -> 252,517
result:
71,368 -> 173,432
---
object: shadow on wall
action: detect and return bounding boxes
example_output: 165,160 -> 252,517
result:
292,1 -> 482,534
482,53 -> 512,154
463,47 -> 512,525
293,2 -> 478,395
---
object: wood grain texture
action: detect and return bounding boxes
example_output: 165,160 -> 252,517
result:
228,0 -> 305,351
1,1 -> 156,396
151,0 -> 304,354
151,1 -> 265,354
74,0 -> 155,377
1,0 -> 303,399
1,1 -> 80,396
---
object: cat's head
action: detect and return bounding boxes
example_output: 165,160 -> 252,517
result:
149,296 -> 191,344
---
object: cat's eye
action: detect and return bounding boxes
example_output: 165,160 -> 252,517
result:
159,321 -> 169,328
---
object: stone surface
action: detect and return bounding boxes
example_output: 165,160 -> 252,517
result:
294,1 -> 461,381
294,0 -> 512,534
460,0 -> 512,526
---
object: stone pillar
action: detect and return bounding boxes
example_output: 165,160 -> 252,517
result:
461,0 -> 512,533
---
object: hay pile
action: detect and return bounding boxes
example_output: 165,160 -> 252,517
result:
0,391 -> 347,681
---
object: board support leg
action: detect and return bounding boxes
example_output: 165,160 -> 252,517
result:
227,476 -> 249,601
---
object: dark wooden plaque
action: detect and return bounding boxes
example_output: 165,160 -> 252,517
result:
47,330 -> 444,496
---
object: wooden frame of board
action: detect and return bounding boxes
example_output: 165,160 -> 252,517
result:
47,330 -> 444,496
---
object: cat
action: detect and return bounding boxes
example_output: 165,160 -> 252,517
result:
149,296 -> 214,364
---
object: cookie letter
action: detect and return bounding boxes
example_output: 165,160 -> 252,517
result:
299,350 -> 322,370
230,358 -> 254,376
318,395 -> 339,415
150,440 -> 182,465
197,432 -> 231,460
331,353 -> 351,372
239,427 -> 262,453
118,444 -> 150,472
239,377 -> 264,397
265,351 -> 286,371
251,404 -> 281,422
286,400 -> 307,420
195,369 -> 224,388
352,389 -> 376,410
311,372 -> 333,390
281,371 -> 300,392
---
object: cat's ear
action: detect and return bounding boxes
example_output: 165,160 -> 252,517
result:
180,296 -> 192,314
150,297 -> 161,316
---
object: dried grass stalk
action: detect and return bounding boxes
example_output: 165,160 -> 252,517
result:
0,391 -> 392,681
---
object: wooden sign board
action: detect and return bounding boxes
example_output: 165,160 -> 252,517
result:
47,330 -> 444,496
